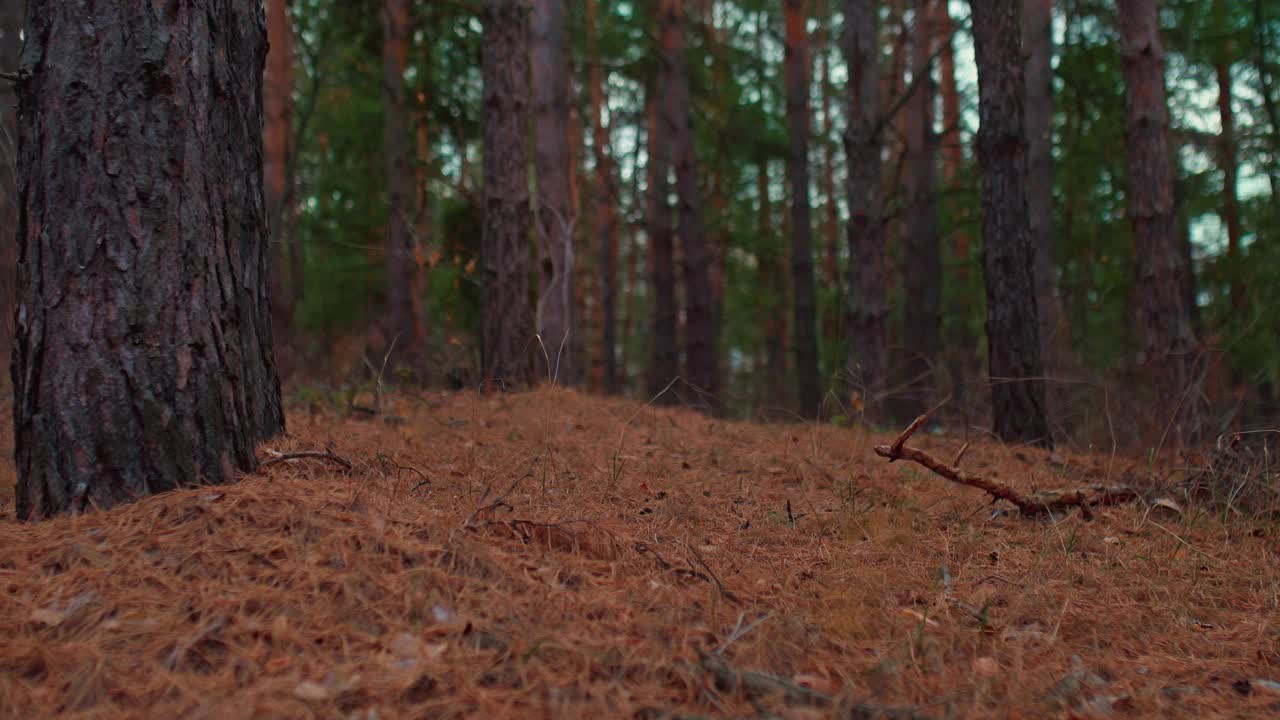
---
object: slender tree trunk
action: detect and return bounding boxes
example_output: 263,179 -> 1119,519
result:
759,159 -> 789,414
264,0 -> 295,371
1023,0 -> 1058,357
586,0 -> 621,395
481,0 -> 534,387
844,0 -> 889,423
382,0 -> 426,375
1116,0 -> 1203,445
969,0 -> 1052,447
13,0 -> 285,519
0,1 -> 20,378
899,0 -> 941,423
647,82 -> 679,400
785,0 -> 822,418
1212,0 -> 1243,314
1256,0 -> 1280,206
531,0 -> 577,386
660,0 -> 718,408
816,0 -> 840,291
937,0 -> 976,411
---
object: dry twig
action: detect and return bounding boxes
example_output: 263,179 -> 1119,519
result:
874,414 -> 1139,518
259,450 -> 353,471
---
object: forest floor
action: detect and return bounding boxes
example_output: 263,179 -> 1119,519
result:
1,388 -> 1279,719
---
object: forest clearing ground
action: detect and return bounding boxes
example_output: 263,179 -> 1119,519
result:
1,388 -> 1279,719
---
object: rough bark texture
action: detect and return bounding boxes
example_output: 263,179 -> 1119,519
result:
969,0 -> 1053,448
264,0 -> 297,370
1022,0 -> 1058,356
481,0 -> 533,387
785,0 -> 821,418
843,0 -> 889,422
381,0 -> 426,375
531,0 -> 577,386
13,0 -> 285,519
586,0 -> 620,395
899,0 -> 941,423
646,83 -> 679,401
0,1 -> 19,377
660,0 -> 718,409
1116,0 -> 1203,444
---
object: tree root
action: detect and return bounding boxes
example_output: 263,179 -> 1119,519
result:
874,414 -> 1140,519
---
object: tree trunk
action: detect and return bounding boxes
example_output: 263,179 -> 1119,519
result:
586,0 -> 621,395
969,0 -> 1052,448
531,0 -> 577,386
1212,0 -> 1242,315
660,0 -> 718,409
481,0 -> 534,387
1023,0 -> 1058,357
844,0 -> 889,423
382,0 -> 426,375
13,0 -> 285,519
759,159 -> 789,414
785,0 -> 821,418
646,81 -> 679,401
264,0 -> 296,373
936,0 -> 976,412
0,1 -> 20,379
899,0 -> 941,423
1116,0 -> 1203,445
816,0 -> 841,292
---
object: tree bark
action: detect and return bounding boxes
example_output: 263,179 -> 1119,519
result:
531,0 -> 577,386
586,0 -> 621,395
659,0 -> 718,409
481,0 -> 534,387
969,0 -> 1053,448
382,0 -> 427,376
1116,0 -> 1203,445
646,80 -> 679,401
899,0 -> 941,423
1022,0 -> 1058,357
0,1 -> 19,379
843,0 -> 889,423
785,0 -> 821,418
13,0 -> 285,519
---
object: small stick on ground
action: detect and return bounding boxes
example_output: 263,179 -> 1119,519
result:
696,651 -> 936,719
874,414 -> 1139,518
259,450 -> 353,471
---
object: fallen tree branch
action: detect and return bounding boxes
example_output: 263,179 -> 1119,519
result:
874,414 -> 1139,519
697,651 -> 936,719
259,450 -> 353,471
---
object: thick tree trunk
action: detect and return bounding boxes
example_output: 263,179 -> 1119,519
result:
844,0 -> 889,423
969,0 -> 1052,448
13,1 -> 285,519
481,0 -> 534,387
785,0 -> 821,418
659,0 -> 718,409
531,0 -> 577,386
899,0 -> 941,423
1023,0 -> 1058,357
382,0 -> 426,375
646,83 -> 679,401
1116,0 -> 1203,445
586,0 -> 620,395
0,2 -> 19,379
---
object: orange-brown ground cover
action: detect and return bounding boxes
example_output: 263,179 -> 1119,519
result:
2,389 -> 1279,718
